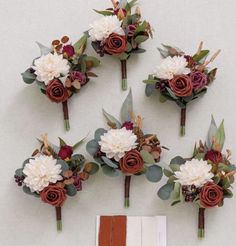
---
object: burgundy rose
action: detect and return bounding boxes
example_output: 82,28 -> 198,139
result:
40,185 -> 67,207
200,182 -> 223,208
204,150 -> 223,164
190,71 -> 207,91
127,24 -> 137,37
58,145 -> 73,160
73,175 -> 82,191
46,79 -> 69,103
122,121 -> 134,130
119,149 -> 144,174
184,55 -> 195,68
169,75 -> 193,97
104,33 -> 127,55
70,71 -> 87,86
62,45 -> 75,57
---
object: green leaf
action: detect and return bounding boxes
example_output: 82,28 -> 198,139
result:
143,79 -> 157,84
208,68 -> 217,84
58,137 -> 66,147
207,115 -> 218,149
84,56 -> 100,67
157,183 -> 175,200
103,109 -> 122,128
224,189 -> 233,198
132,48 -> 146,54
65,184 -> 77,196
15,168 -> 24,177
166,88 -> 179,100
71,154 -> 86,167
23,186 -> 40,197
125,0 -> 138,10
86,162 -> 99,175
116,52 -> 129,60
94,9 -> 114,16
36,42 -> 51,55
22,158 -> 33,168
102,165 -> 120,177
164,169 -> 173,177
95,128 -> 107,141
86,139 -> 99,156
157,48 -> 169,58
170,164 -> 180,172
134,35 -> 149,44
145,84 -> 156,97
171,182 -> 181,200
145,165 -> 163,182
134,21 -> 148,35
72,137 -> 86,150
126,42 -> 132,52
120,89 -> 133,122
21,69 -> 36,84
56,159 -> 69,172
222,177 -> 231,189
171,200 -> 181,206
140,150 -> 155,164
214,120 -> 225,151
73,35 -> 87,54
101,157 -> 119,169
170,156 -> 186,165
193,50 -> 209,62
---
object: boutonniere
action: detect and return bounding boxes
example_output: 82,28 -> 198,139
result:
22,35 -> 100,131
14,134 -> 99,231
89,0 -> 152,90
157,117 -> 236,238
143,42 -> 220,136
86,90 -> 166,207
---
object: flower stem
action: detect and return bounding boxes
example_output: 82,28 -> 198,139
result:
121,60 -> 127,91
56,207 -> 62,231
62,101 -> 70,131
198,208 -> 205,238
124,176 -> 131,208
180,107 -> 186,136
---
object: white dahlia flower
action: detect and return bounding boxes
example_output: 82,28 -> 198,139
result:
154,56 -> 190,80
23,155 -> 63,192
32,53 -> 70,84
174,159 -> 214,187
99,128 -> 137,161
89,15 -> 125,42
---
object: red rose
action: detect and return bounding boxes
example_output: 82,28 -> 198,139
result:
62,45 -> 75,57
190,71 -> 207,91
70,71 -> 87,86
200,182 -> 223,208
169,75 -> 193,97
58,145 -> 73,160
119,149 -> 144,174
46,79 -> 69,103
127,24 -> 137,37
204,150 -> 223,164
104,33 -> 127,55
40,185 -> 67,207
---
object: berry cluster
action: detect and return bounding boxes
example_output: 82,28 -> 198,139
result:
182,185 -> 201,202
14,175 -> 25,186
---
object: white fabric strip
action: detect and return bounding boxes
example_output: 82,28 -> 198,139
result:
142,217 -> 158,246
156,216 -> 167,246
96,216 -> 100,246
126,216 -> 142,246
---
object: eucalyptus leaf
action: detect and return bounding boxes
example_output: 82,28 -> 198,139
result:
140,150 -> 155,164
15,168 -> 24,177
157,183 -> 174,200
134,35 -> 149,44
145,84 -> 156,97
101,157 -> 118,169
164,169 -> 173,177
132,48 -> 146,54
86,139 -> 99,156
145,165 -> 163,182
170,156 -> 186,165
35,80 -> 46,90
102,165 -> 120,177
120,89 -> 133,122
95,128 -> 107,141
23,186 -> 39,197
103,109 -> 122,129
21,70 -> 36,84
166,88 -> 179,100
57,159 -> 69,172
84,56 -> 100,67
65,184 -> 77,196
170,164 -> 180,172
84,162 -> 99,175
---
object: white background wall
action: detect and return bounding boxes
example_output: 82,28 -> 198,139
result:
1,0 -> 236,245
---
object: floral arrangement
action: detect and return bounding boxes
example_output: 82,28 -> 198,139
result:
14,134 -> 99,231
86,90 -> 165,207
157,117 -> 236,238
89,0 -> 152,90
143,42 -> 220,136
21,35 -> 100,131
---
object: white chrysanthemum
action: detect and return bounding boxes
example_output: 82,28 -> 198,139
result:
154,56 -> 190,80
99,128 -> 137,161
32,53 -> 70,84
23,155 -> 63,192
174,159 -> 214,187
89,15 -> 125,42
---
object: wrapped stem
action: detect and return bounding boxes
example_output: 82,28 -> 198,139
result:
124,176 -> 131,208
180,107 -> 186,136
56,207 -> 62,231
121,60 -> 127,91
62,101 -> 70,131
198,208 -> 205,238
